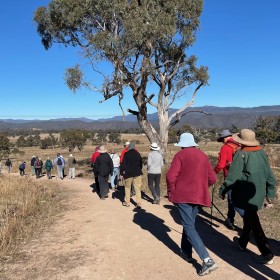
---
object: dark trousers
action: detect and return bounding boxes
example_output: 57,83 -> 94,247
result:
98,175 -> 109,198
19,169 -> 25,176
35,168 -> 40,178
94,175 -> 100,194
227,190 -> 236,223
239,210 -> 272,256
148,173 -> 161,199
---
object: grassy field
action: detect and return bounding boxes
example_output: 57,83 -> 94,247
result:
1,133 -> 279,257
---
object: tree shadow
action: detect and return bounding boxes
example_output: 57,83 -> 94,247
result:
167,205 -> 280,279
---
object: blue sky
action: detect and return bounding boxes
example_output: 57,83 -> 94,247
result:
0,0 -> 279,120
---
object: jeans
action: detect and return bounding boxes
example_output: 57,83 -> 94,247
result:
69,167 -> 75,178
239,210 -> 272,256
98,175 -> 109,198
148,173 -> 161,200
177,203 -> 210,261
110,167 -> 119,188
124,176 -> 142,205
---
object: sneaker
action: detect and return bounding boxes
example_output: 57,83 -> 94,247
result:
198,259 -> 218,276
180,251 -> 196,263
256,254 -> 274,265
152,199 -> 158,204
233,236 -> 247,252
225,219 -> 236,230
100,197 -> 105,200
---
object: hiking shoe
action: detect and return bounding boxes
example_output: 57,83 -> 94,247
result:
233,236 -> 247,252
198,259 -> 218,276
180,251 -> 196,263
256,254 -> 274,265
225,219 -> 236,230
100,197 -> 105,200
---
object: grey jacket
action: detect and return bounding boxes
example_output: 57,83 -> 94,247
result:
147,151 -> 164,174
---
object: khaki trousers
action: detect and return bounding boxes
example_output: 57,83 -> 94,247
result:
124,176 -> 142,205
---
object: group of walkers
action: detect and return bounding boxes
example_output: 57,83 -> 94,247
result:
90,141 -> 164,208
0,153 -> 77,179
90,128 -> 276,276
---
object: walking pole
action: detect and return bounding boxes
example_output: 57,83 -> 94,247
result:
210,185 -> 215,225
210,184 -> 227,225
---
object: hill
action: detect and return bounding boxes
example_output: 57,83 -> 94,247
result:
0,105 -> 279,131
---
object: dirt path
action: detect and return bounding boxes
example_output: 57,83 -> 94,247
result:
2,175 -> 280,280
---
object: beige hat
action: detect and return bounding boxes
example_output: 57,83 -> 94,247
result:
232,129 -> 260,147
124,141 -> 130,147
98,145 -> 108,153
69,154 -> 73,157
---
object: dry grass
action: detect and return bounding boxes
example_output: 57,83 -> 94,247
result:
0,175 -> 65,259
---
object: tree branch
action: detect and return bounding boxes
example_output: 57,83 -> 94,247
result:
127,109 -> 139,116
167,82 -> 204,125
169,110 -> 211,128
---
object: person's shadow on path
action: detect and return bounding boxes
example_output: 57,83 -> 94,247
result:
132,207 -> 180,255
167,205 -> 280,280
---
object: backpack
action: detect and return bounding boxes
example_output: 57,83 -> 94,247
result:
57,157 -> 62,166
226,142 -> 241,155
35,160 -> 41,168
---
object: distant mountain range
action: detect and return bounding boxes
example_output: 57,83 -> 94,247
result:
0,105 -> 279,131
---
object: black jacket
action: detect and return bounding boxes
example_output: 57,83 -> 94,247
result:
120,149 -> 142,179
94,153 -> 113,177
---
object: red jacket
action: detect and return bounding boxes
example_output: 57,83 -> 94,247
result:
90,146 -> 100,163
214,138 -> 240,178
120,147 -> 128,164
166,147 -> 216,207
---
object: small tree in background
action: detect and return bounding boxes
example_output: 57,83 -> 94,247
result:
60,129 -> 88,151
108,132 -> 121,144
0,134 -> 10,160
16,136 -> 27,148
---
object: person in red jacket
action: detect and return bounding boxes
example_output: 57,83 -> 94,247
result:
166,133 -> 217,276
214,129 -> 241,230
90,146 -> 100,194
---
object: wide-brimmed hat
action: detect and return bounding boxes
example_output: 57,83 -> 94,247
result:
98,145 -> 108,153
174,133 -> 198,148
217,129 -> 232,142
124,141 -> 130,147
69,154 -> 73,157
150,143 -> 160,151
232,129 -> 260,147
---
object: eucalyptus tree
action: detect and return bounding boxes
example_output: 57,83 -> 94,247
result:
0,134 -> 10,160
34,0 -> 209,155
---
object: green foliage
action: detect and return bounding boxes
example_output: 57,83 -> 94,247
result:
254,116 -> 280,144
60,129 -> 89,151
34,0 -> 208,154
95,132 -> 107,145
16,136 -> 27,148
108,132 -> 121,144
0,134 -> 10,160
